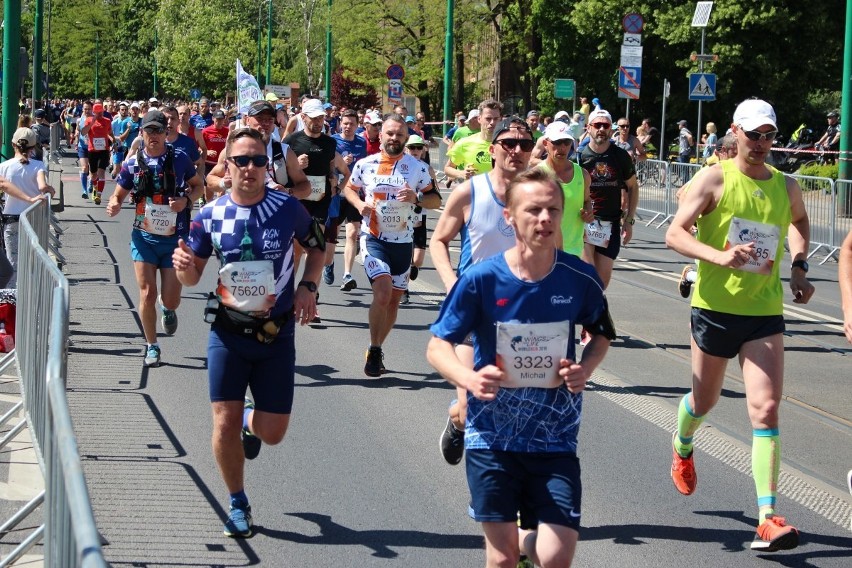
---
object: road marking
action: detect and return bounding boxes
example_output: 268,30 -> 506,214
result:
589,369 -> 851,531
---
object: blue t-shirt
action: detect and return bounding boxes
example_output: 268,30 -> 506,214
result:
169,133 -> 201,163
187,189 -> 314,319
191,113 -> 212,130
430,251 -> 607,453
112,117 -> 128,143
116,147 -> 197,237
123,118 -> 142,151
332,133 -> 368,163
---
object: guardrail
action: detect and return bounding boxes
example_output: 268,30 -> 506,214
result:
0,198 -> 107,567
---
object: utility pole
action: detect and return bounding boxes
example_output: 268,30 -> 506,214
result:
95,31 -> 100,98
2,0 -> 22,159
840,0 -> 851,214
324,0 -> 332,100
266,0 -> 273,87
153,29 -> 158,96
442,0 -> 455,136
33,0 -> 44,105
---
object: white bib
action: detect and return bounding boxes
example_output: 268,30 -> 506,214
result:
376,199 -> 411,233
495,321 -> 571,389
142,202 -> 177,236
584,219 -> 612,248
92,137 -> 107,151
726,217 -> 781,275
304,175 -> 327,202
217,261 -> 276,313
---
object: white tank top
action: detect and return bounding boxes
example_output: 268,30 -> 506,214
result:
457,173 -> 516,275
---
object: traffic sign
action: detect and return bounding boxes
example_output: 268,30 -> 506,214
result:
265,84 -> 292,98
190,88 -> 201,99
688,73 -> 716,101
618,67 -> 641,89
622,33 -> 641,46
386,64 -> 405,80
554,79 -> 575,99
388,79 -> 403,104
622,12 -> 644,34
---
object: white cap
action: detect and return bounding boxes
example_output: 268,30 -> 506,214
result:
467,109 -> 480,121
544,121 -> 574,142
148,97 -> 159,103
130,102 -> 140,109
588,107 -> 612,124
733,99 -> 777,131
554,110 -> 570,120
364,111 -> 383,124
301,99 -> 325,118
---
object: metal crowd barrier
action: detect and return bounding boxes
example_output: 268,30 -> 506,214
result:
0,199 -> 107,567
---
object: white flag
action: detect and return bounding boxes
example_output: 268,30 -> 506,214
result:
236,59 -> 263,116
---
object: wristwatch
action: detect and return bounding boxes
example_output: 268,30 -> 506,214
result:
791,260 -> 809,273
298,280 -> 318,293
625,217 -> 635,225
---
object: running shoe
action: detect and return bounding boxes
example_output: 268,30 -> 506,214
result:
670,434 -> 697,495
751,515 -> 799,552
323,263 -> 335,285
93,193 -> 101,205
439,415 -> 464,465
158,295 -> 178,335
340,274 -> 357,292
144,345 -> 161,367
679,265 -> 695,298
223,499 -> 253,538
81,190 -> 89,200
409,265 -> 419,281
242,398 -> 262,460
364,346 -> 385,377
400,291 -> 410,305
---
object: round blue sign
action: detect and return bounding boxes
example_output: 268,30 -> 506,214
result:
386,65 -> 405,80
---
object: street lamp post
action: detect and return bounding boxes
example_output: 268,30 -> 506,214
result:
95,31 -> 100,98
266,0 -> 273,87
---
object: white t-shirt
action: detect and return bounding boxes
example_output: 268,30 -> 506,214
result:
0,158 -> 46,215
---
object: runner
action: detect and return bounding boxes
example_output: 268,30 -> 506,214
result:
105,110 -> 205,367
172,127 -> 325,538
443,100 -> 502,182
110,102 -> 129,178
202,110 -> 230,178
80,102 -> 113,205
665,99 -> 814,553
344,113 -> 440,376
427,167 -> 614,568
76,101 -> 93,199
400,134 -> 439,305
429,117 -> 534,464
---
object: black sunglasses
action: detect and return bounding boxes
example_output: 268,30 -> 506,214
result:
550,139 -> 573,147
143,126 -> 164,134
407,145 -> 424,150
590,123 -> 611,130
740,128 -> 778,142
228,154 -> 270,168
496,138 -> 535,152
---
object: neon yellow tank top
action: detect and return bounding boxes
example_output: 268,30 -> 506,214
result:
692,160 -> 791,316
538,161 -> 586,256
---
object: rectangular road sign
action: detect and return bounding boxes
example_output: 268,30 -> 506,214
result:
618,67 -> 642,89
688,72 -> 716,101
388,79 -> 403,104
622,33 -> 642,46
620,45 -> 643,59
554,78 -> 575,99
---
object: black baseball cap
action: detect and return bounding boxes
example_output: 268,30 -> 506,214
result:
213,110 -> 226,119
141,110 -> 167,130
33,109 -> 46,119
491,117 -> 533,142
247,100 -> 275,116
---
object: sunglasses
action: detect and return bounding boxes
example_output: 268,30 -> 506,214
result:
228,154 -> 270,168
617,124 -> 629,128
143,126 -> 164,134
590,123 -> 611,130
407,145 -> 424,150
550,139 -> 573,147
740,128 -> 778,142
495,138 -> 535,152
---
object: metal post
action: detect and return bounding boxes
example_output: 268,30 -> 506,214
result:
660,79 -> 669,160
153,29 -> 158,96
840,0 -> 852,186
2,0 -> 22,160
46,0 -> 53,101
324,0 -> 332,99
33,0 -> 44,105
695,28 -> 705,163
94,32 -> 99,98
266,0 -> 273,87
442,0 -> 455,136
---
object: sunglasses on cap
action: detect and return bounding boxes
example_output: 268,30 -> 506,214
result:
228,154 -> 270,168
495,138 -> 535,152
739,128 -> 778,142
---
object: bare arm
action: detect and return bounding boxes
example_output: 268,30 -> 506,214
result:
428,180 -> 471,292
443,158 -> 471,182
285,151 -> 311,199
633,138 -> 647,161
621,174 -> 640,245
427,336 -> 505,401
0,176 -> 43,203
106,183 -> 133,216
528,137 -> 547,167
785,176 -> 815,304
840,230 -> 852,343
173,238 -> 209,287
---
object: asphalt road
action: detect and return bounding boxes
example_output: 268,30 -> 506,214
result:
45,153 -> 852,567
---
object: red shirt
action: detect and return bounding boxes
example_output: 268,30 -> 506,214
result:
85,116 -> 112,152
202,124 -> 229,165
362,132 -> 381,155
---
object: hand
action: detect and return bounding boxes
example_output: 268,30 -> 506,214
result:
715,242 -> 757,269
207,149 -> 218,158
398,185 -> 417,203
343,154 -> 354,165
621,222 -> 634,246
559,358 -> 589,393
172,238 -> 195,271
297,153 -> 309,169
168,196 -> 187,212
464,165 -> 476,179
790,272 -> 815,304
359,202 -> 374,217
105,197 -> 122,217
293,286 -> 317,325
580,208 -> 595,223
465,364 -> 505,401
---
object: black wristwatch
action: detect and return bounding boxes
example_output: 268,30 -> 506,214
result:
791,260 -> 809,273
298,280 -> 317,293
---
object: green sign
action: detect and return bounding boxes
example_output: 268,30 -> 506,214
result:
554,79 -> 575,99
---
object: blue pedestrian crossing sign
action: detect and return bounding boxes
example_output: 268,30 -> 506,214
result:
688,73 -> 716,101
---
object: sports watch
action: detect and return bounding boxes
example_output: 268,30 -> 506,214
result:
791,260 -> 809,273
298,281 -> 318,293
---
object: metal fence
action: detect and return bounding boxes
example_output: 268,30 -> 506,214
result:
0,198 -> 107,567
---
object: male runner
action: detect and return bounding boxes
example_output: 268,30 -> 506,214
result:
80,102 -> 113,204
444,100 -> 502,182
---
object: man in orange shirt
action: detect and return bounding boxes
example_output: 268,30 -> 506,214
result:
80,102 -> 113,204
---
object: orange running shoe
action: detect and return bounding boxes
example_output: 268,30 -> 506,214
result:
670,434 -> 697,495
751,515 -> 799,552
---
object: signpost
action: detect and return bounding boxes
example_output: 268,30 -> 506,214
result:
691,2 -> 716,161
554,79 -> 575,99
386,64 -> 404,108
618,13 -> 644,115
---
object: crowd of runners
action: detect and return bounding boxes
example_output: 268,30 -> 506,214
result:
8,91 -> 852,567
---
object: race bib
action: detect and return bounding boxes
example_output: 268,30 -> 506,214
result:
142,202 -> 177,236
495,321 -> 571,389
92,137 -> 107,151
726,217 -> 781,275
584,220 -> 612,248
304,175 -> 327,202
217,261 -> 276,314
376,199 -> 412,233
